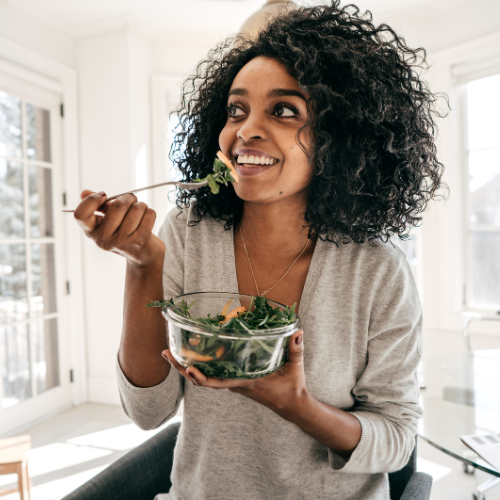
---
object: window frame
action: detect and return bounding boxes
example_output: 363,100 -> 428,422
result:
151,76 -> 183,232
457,65 -> 500,312
0,37 -> 85,436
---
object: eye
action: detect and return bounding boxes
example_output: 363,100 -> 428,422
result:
273,103 -> 299,118
227,104 -> 245,118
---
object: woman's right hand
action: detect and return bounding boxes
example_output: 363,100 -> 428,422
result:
74,189 -> 165,269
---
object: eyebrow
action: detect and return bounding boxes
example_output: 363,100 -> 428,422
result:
228,88 -> 307,101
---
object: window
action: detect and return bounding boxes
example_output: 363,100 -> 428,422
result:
151,77 -> 184,229
0,89 -> 60,408
464,73 -> 500,309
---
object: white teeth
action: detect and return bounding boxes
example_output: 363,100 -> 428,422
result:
236,154 -> 275,166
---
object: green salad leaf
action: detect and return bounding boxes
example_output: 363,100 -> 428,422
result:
194,158 -> 237,195
147,296 -> 297,332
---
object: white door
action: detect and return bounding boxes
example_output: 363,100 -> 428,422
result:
0,71 -> 72,435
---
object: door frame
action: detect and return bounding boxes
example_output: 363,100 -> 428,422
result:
0,37 -> 86,435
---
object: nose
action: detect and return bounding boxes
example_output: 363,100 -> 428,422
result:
236,111 -> 268,142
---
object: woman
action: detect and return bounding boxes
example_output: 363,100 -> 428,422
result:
74,3 -> 444,499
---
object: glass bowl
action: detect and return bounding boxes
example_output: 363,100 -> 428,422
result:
162,292 -> 300,379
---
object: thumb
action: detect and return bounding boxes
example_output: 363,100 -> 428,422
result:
81,189 -> 95,200
287,330 -> 304,366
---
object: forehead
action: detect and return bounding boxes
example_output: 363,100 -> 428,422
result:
229,56 -> 300,93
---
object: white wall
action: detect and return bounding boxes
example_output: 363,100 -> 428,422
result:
150,33 -> 223,78
0,2 -> 75,68
77,29 -> 154,404
367,0 -> 500,54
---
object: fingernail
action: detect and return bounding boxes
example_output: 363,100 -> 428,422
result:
187,370 -> 196,381
98,191 -> 106,197
161,353 -> 170,362
295,335 -> 303,345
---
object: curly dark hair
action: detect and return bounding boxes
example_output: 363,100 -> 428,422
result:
170,0 -> 447,243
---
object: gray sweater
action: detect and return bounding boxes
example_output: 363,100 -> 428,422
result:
117,206 -> 423,500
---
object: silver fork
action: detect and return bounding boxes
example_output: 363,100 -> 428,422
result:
62,179 -> 208,213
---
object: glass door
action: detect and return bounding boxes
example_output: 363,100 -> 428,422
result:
0,72 -> 71,434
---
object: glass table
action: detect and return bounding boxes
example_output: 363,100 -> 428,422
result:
419,350 -> 500,499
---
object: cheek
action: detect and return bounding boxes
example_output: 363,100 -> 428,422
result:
218,123 -> 233,152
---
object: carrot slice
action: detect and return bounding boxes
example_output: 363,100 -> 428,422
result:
180,346 -> 225,363
217,151 -> 240,183
221,306 -> 247,323
221,299 -> 233,318
180,347 -> 213,362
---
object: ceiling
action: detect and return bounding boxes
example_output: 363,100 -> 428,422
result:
1,0 -> 478,39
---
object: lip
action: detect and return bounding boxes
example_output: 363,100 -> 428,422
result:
235,163 -> 274,177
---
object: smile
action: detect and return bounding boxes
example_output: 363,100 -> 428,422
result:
236,155 -> 278,166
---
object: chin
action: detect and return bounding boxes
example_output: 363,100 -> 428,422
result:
234,186 -> 277,204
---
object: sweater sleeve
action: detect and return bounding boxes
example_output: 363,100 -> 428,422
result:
116,209 -> 186,430
329,256 -> 423,474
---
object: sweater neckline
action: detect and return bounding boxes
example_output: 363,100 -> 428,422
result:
220,224 -> 325,317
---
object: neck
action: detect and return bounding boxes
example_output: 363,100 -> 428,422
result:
239,197 -> 312,251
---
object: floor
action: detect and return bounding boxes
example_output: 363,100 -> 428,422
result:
0,404 -> 181,500
1,403 -> 499,500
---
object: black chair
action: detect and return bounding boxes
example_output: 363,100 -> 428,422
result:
62,422 -> 432,500
389,436 -> 432,500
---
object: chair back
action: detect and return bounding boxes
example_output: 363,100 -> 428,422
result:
388,436 -> 418,500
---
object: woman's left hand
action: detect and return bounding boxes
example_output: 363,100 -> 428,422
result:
162,329 -> 307,419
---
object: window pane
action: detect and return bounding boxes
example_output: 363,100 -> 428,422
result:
0,244 -> 28,323
0,159 -> 25,238
1,323 -> 32,408
31,243 -> 56,316
167,113 -> 184,182
26,103 -> 51,162
467,75 -> 500,151
469,147 -> 500,226
29,165 -> 54,238
33,317 -> 59,394
471,232 -> 500,308
0,91 -> 22,158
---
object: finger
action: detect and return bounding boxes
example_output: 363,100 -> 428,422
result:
287,330 -> 304,366
162,349 -> 249,389
93,194 -> 138,239
74,191 -> 107,233
119,202 -> 150,237
186,365 -> 249,390
129,207 -> 157,239
162,349 -> 192,381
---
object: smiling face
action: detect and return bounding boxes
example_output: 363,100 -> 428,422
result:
219,56 -> 314,206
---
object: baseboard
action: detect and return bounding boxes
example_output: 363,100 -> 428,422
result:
87,376 -> 121,406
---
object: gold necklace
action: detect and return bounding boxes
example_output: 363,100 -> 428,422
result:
239,225 -> 309,297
